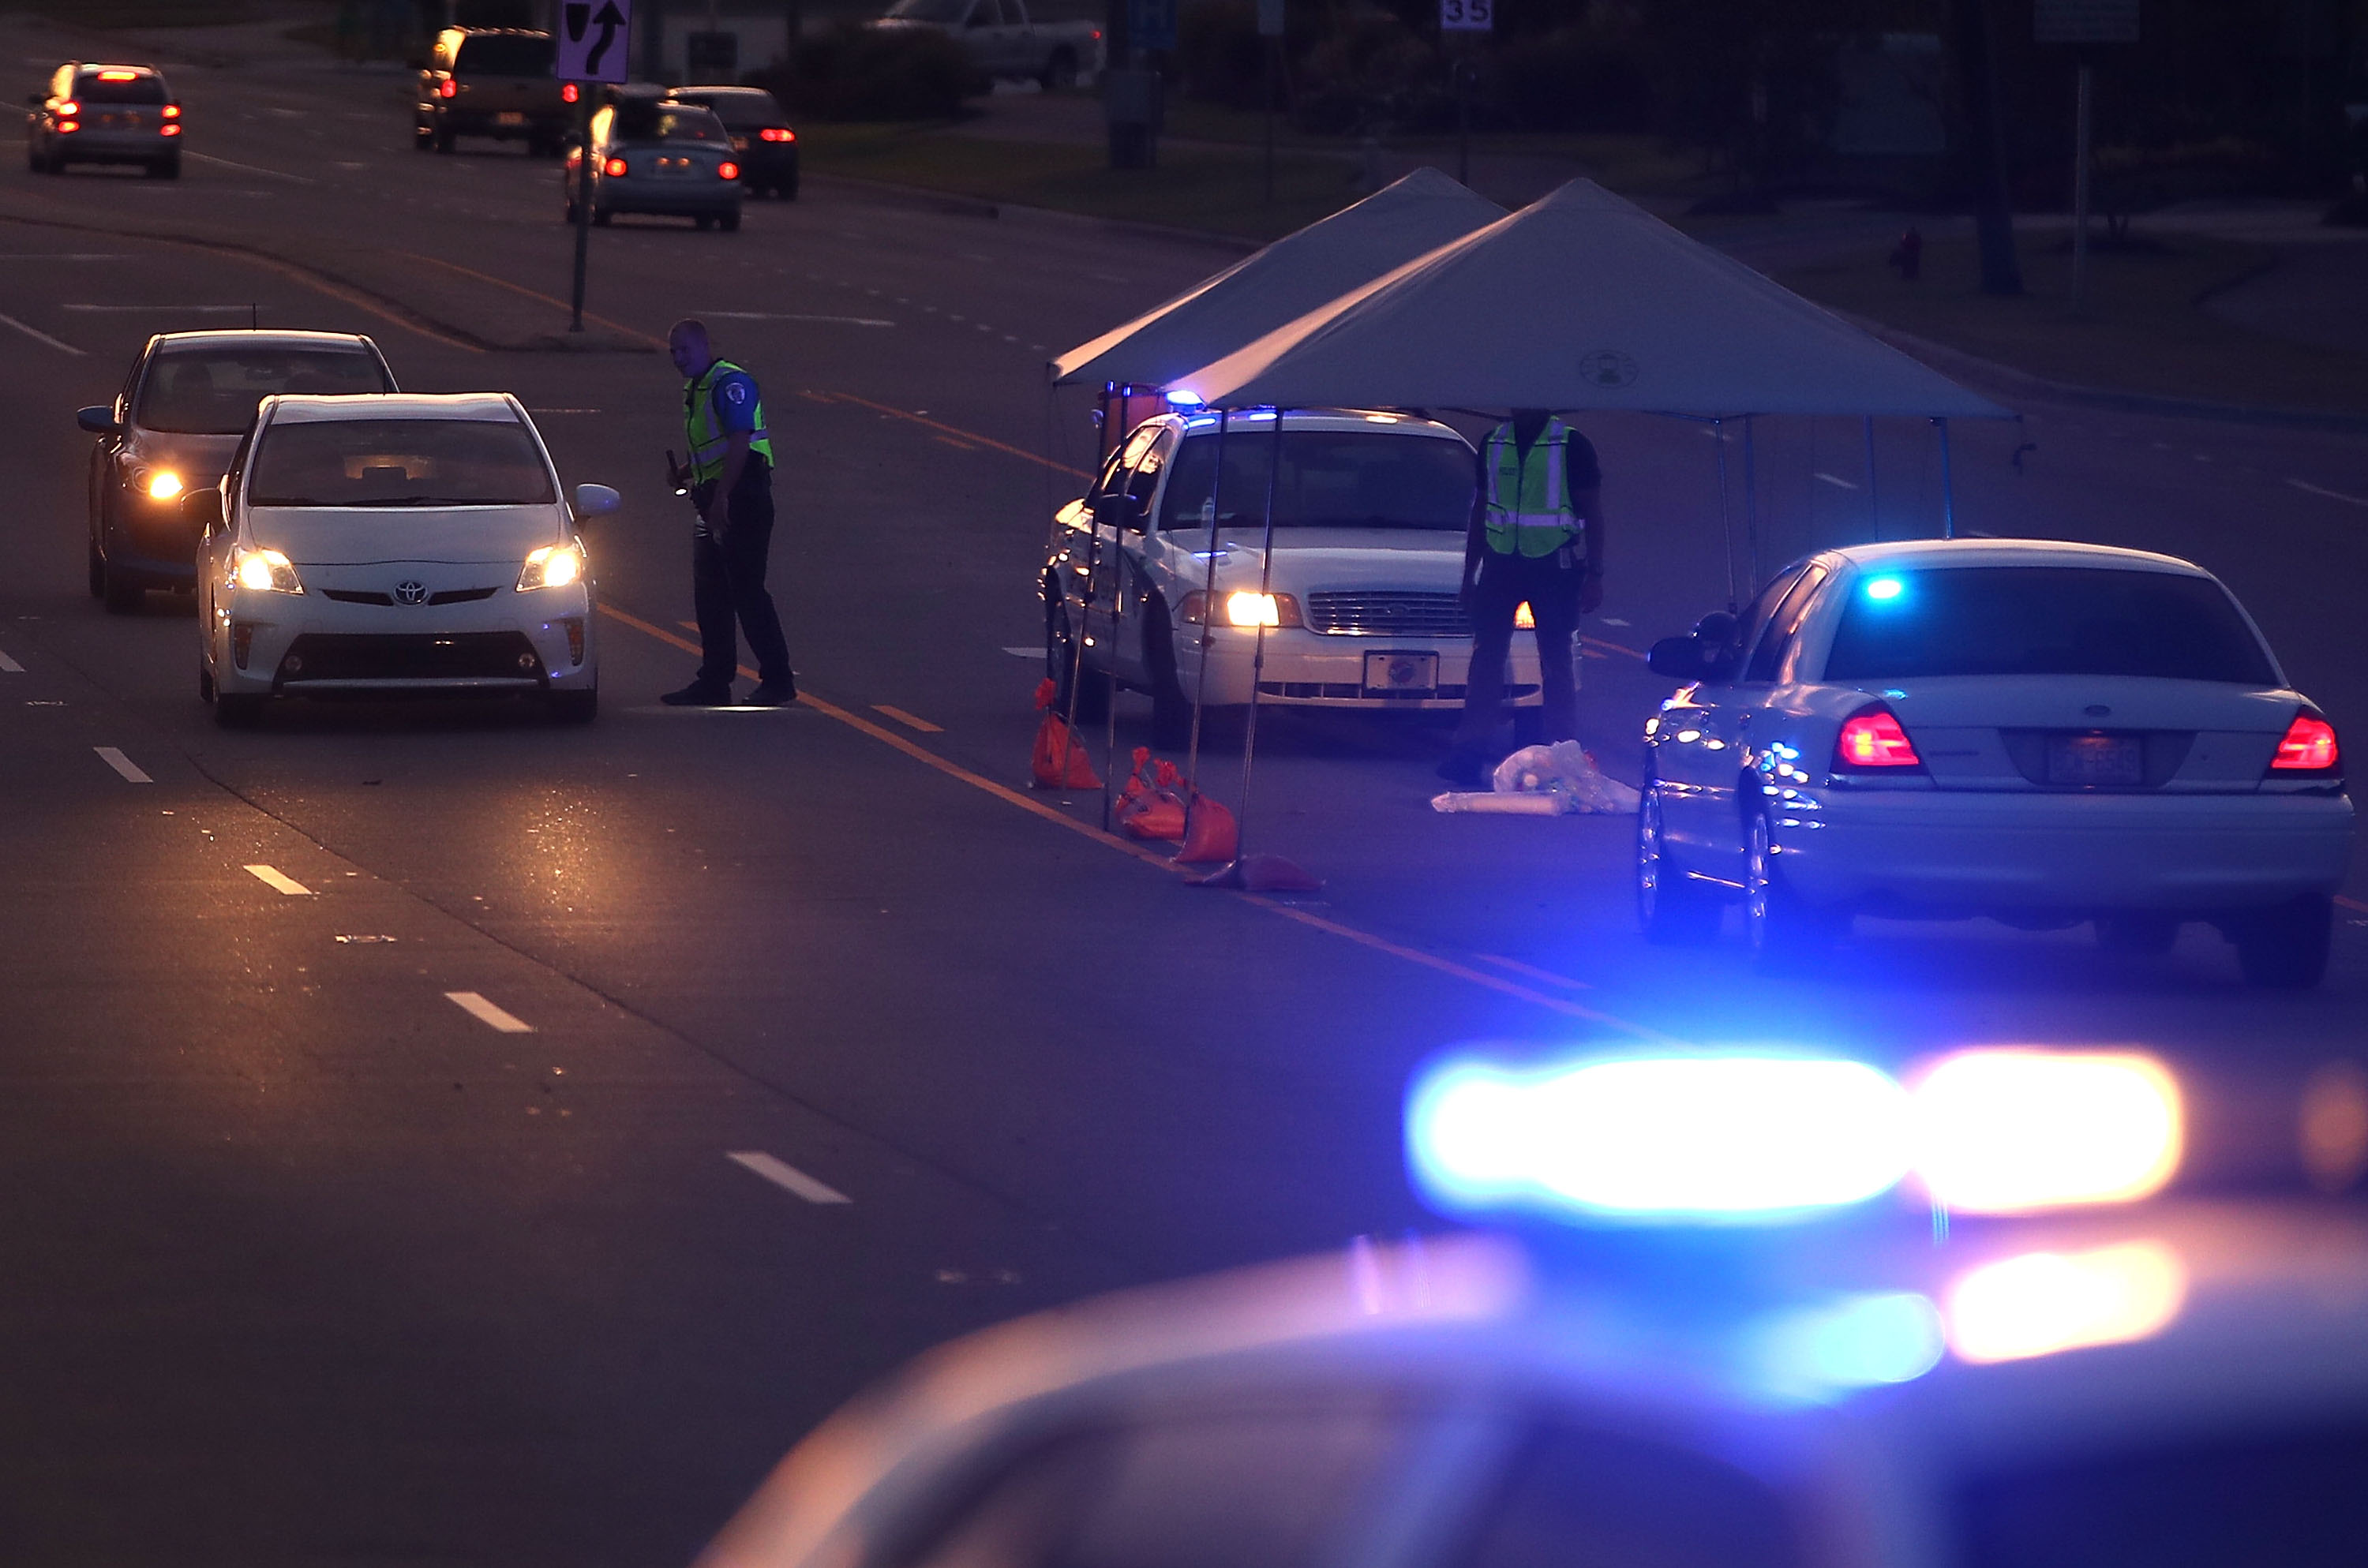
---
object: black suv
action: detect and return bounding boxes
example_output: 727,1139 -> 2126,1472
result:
666,85 -> 799,199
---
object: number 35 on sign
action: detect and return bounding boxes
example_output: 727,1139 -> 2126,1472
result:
1441,0 -> 1491,30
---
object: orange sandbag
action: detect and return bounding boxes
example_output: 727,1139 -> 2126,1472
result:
1172,793 -> 1238,863
1031,679 -> 1101,789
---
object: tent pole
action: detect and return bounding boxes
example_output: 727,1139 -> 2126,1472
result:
1182,409 -> 1228,809
1714,418 -> 1737,610
1935,417 -> 1956,539
1743,416 -> 1762,592
1863,414 -> 1879,542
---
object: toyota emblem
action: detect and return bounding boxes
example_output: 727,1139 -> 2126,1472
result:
395,581 -> 427,605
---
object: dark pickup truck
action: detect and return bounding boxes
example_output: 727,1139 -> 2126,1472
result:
414,27 -> 569,155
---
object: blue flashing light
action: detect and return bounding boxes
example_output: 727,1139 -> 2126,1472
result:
1165,387 -> 1206,407
1407,1053 -> 1913,1225
1750,1291 -> 1946,1401
1864,576 -> 1905,602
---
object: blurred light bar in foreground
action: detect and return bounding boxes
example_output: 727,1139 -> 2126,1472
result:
1910,1050 -> 2183,1214
1407,1054 -> 1913,1222
1945,1241 -> 2187,1364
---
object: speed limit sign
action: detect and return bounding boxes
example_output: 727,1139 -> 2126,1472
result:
1441,0 -> 1490,30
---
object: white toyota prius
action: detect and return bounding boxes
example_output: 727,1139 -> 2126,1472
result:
196,393 -> 613,726
1638,540 -> 2352,985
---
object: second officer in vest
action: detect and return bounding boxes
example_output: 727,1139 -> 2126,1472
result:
1438,409 -> 1604,785
662,317 -> 796,707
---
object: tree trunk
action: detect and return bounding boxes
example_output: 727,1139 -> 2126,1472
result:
1948,0 -> 2022,296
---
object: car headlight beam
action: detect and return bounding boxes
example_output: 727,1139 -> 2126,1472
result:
518,543 -> 584,592
233,548 -> 302,594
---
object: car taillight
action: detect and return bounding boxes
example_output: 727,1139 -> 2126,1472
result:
2271,712 -> 2339,773
162,103 -> 180,118
603,156 -> 628,177
1834,705 -> 1922,771
58,120 -> 78,133
561,82 -> 579,103
161,123 -> 180,136
56,99 -> 78,115
437,78 -> 458,98
760,126 -> 794,141
718,160 -> 739,179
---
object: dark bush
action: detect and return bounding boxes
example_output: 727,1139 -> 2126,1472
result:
1484,24 -> 1652,133
1178,0 -> 1269,110
1292,6 -> 1448,134
755,22 -> 986,122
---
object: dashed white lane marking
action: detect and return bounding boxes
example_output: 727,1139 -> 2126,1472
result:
244,864 -> 313,896
0,649 -> 21,672
1599,617 -> 1630,627
1812,471 -> 1860,489
0,310 -> 82,355
1473,952 -> 1593,990
186,149 -> 316,183
444,991 -> 534,1033
2288,477 -> 2368,507
94,747 -> 151,783
703,310 -> 894,327
1002,646 -> 1040,657
727,1151 -> 852,1205
871,703 -> 943,733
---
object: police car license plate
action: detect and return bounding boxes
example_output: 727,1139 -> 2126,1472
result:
1365,651 -> 1438,697
496,110 -> 526,125
2048,732 -> 2143,785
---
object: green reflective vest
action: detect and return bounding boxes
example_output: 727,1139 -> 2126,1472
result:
1482,418 -> 1583,558
684,358 -> 774,485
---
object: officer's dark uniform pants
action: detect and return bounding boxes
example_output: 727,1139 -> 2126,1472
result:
691,459 -> 794,690
1452,548 -> 1583,750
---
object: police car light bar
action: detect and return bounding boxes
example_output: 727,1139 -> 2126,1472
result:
1407,1048 -> 2185,1225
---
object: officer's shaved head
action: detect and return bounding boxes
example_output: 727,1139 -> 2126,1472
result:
668,318 -> 714,378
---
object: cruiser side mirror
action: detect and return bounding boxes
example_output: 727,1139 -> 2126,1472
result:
1092,493 -> 1144,533
77,406 -> 119,435
574,483 -> 621,518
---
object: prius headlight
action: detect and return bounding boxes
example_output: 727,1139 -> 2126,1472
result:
518,543 -> 584,591
232,547 -> 302,594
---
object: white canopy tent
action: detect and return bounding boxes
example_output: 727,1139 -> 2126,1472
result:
1050,167 -> 1506,391
1175,178 -> 2013,421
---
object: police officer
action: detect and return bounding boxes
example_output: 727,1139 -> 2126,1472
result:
1438,409 -> 1603,785
661,318 -> 796,707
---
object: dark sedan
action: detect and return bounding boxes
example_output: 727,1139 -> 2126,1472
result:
665,84 -> 798,199
78,331 -> 396,612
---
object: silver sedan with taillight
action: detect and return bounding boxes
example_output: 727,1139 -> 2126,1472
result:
1637,539 -> 2353,986
195,393 -> 612,727
564,99 -> 743,231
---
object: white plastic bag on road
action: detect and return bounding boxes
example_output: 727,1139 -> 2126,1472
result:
1430,791 -> 1569,814
1489,741 -> 1641,814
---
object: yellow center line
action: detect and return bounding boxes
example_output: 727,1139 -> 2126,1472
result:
871,704 -> 943,734
2338,894 -> 2368,914
823,390 -> 1092,477
1471,952 -> 1593,990
598,601 -> 1673,1040
396,251 -> 665,349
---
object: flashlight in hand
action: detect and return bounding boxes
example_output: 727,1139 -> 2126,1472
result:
665,450 -> 690,498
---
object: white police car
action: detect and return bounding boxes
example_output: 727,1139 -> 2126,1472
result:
697,1048 -> 2368,1568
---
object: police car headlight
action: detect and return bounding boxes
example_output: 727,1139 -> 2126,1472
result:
518,543 -> 583,591
233,548 -> 302,594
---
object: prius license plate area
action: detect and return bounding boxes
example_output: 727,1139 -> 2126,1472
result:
1364,651 -> 1438,698
2047,732 -> 2144,787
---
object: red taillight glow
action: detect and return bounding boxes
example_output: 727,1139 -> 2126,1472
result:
2272,713 -> 2339,772
56,99 -> 79,115
718,160 -> 739,179
437,78 -> 458,98
163,103 -> 180,118
602,156 -> 628,177
1835,707 -> 1922,770
160,123 -> 180,136
759,126 -> 793,141
57,120 -> 78,133
561,81 -> 579,103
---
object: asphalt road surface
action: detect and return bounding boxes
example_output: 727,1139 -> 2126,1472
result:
4,33 -> 2368,1568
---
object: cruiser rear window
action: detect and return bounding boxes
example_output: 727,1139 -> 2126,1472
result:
1821,566 -> 2276,685
249,417 -> 555,508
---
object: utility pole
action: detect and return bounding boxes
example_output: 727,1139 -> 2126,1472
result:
1948,0 -> 2021,296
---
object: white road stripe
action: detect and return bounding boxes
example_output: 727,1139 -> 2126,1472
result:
2287,477 -> 2368,508
244,864 -> 313,896
185,150 -> 316,184
702,311 -> 894,327
94,747 -> 151,783
1812,471 -> 1860,489
444,991 -> 534,1033
0,649 -> 22,672
0,310 -> 83,355
1002,646 -> 1041,657
727,1151 -> 852,1204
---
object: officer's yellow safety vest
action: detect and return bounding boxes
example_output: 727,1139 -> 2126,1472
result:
1482,419 -> 1583,559
684,358 -> 774,485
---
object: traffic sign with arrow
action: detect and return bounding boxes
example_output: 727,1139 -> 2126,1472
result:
557,0 -> 632,84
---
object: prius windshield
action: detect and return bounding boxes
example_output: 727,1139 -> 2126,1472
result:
249,418 -> 555,507
1157,430 -> 1476,533
137,350 -> 390,436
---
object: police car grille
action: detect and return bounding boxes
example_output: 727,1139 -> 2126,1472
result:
1306,592 -> 1471,638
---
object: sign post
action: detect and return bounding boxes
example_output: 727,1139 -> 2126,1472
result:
2035,0 -> 2138,317
556,0 -> 634,332
1257,0 -> 1283,203
1439,0 -> 1489,188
